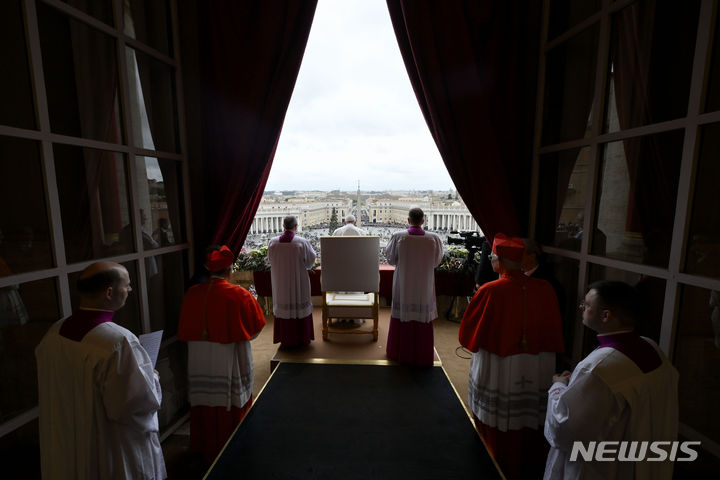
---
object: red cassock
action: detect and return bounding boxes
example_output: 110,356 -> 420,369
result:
178,278 -> 266,343
459,271 -> 564,356
459,270 -> 564,480
177,278 -> 266,462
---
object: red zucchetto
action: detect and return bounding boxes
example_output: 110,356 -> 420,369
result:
491,233 -> 525,263
205,245 -> 235,271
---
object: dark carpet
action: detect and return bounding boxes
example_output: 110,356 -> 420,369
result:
206,362 -> 502,480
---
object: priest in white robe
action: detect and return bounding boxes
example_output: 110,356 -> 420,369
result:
384,207 -> 444,366
268,216 -> 316,347
544,280 -> 679,480
333,214 -> 366,236
35,261 -> 165,480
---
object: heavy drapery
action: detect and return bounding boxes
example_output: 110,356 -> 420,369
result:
197,1 -> 318,254
386,0 -> 541,240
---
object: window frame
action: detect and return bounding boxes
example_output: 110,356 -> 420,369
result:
532,0 -> 720,458
0,0 -> 193,439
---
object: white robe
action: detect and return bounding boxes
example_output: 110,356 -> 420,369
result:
385,230 -> 444,322
35,320 -> 166,480
469,350 -> 556,431
544,338 -> 678,480
268,235 -> 316,318
186,341 -> 253,410
333,223 -> 366,236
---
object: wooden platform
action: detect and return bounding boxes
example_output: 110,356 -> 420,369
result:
270,306 -> 441,370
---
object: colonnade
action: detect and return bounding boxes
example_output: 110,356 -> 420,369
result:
248,215 -> 299,234
428,213 -> 478,232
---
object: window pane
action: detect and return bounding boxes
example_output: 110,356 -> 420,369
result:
594,131 -> 683,267
704,4 -> 720,113
542,25 -> 599,145
674,284 -> 720,448
37,3 -> 123,143
136,157 -> 185,249
585,265 -> 664,353
545,254 -> 578,359
0,137 -> 53,275
604,1 -> 699,132
54,144 -> 133,264
0,0 -> 36,130
0,418 -> 40,477
125,47 -> 179,153
156,340 -> 188,432
0,277 -> 60,424
535,148 -> 591,251
685,123 -> 720,280
548,0 -> 601,41
68,261 -> 142,334
124,0 -> 172,56
59,0 -> 113,25
147,251 -> 188,339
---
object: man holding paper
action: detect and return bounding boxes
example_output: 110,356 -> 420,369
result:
178,245 -> 266,463
35,261 -> 166,479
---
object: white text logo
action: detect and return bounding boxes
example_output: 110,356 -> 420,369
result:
570,441 -> 701,462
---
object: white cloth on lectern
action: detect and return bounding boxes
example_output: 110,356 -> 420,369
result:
268,235 -> 316,318
333,224 -> 366,236
187,340 -> 253,410
385,230 -> 444,322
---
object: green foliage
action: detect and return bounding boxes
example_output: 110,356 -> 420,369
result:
436,246 -> 471,273
234,246 -> 271,271
328,207 -> 339,234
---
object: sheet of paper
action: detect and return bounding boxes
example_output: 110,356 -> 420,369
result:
139,330 -> 163,368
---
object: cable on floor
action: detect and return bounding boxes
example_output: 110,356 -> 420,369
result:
455,345 -> 472,359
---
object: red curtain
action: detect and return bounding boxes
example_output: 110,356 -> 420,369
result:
610,0 -> 687,263
68,2 -> 122,257
198,1 -> 317,253
386,0 -> 541,240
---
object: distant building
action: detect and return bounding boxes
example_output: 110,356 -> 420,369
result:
249,191 -> 481,234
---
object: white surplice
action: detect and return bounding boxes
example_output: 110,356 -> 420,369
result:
469,350 -> 556,431
35,321 -> 165,480
268,235 -> 316,318
332,223 -> 366,236
186,341 -> 253,410
385,230 -> 444,323
544,338 -> 679,480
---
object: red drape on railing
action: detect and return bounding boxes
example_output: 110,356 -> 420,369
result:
198,0 -> 318,253
386,0 -> 541,240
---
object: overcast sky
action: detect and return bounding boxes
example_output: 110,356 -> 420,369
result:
264,0 -> 455,192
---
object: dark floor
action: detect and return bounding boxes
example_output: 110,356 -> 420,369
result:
163,432 -> 209,480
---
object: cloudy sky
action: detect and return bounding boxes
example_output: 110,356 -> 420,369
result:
264,0 -> 455,192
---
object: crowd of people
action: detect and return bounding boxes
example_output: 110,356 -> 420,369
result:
32,207 -> 679,479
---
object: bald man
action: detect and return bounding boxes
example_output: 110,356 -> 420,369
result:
35,261 -> 166,479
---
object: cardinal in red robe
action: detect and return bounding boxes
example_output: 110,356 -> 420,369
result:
460,234 -> 564,479
178,245 -> 266,463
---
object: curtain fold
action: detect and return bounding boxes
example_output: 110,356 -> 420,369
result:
386,0 -> 541,240
68,3 -> 122,258
609,0 -> 698,268
611,0 -> 673,248
198,0 -> 317,254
